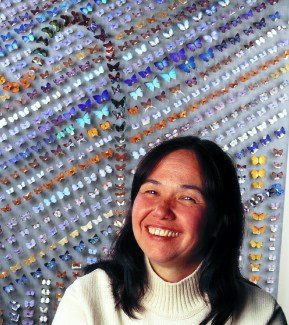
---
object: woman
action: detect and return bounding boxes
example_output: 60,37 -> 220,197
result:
53,136 -> 287,325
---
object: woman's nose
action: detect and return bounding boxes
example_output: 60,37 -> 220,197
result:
152,201 -> 175,220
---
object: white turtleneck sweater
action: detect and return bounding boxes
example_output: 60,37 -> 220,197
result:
52,260 -> 287,325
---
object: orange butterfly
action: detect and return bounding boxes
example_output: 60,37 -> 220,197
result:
54,173 -> 65,182
249,253 -> 262,261
23,254 -> 36,266
87,45 -> 100,54
249,263 -> 261,271
269,56 -> 279,65
249,69 -> 258,77
229,80 -> 238,88
1,204 -> 11,212
78,160 -> 89,170
210,63 -> 221,72
114,32 -> 125,40
154,119 -> 166,130
147,15 -> 156,24
43,180 -> 54,188
115,153 -> 127,162
23,192 -> 33,201
189,103 -> 198,111
57,271 -> 67,278
135,20 -> 146,29
167,113 -> 178,122
23,71 -> 36,80
208,92 -> 218,100
130,133 -> 142,143
239,74 -> 249,82
63,58 -> 74,68
157,10 -> 167,18
143,127 -> 154,136
3,81 -> 20,92
101,149 -> 114,159
281,50 -> 289,59
0,177 -> 9,185
199,97 -> 208,106
127,106 -> 139,115
251,212 -> 266,220
12,198 -> 22,206
219,87 -> 228,95
251,225 -> 266,235
259,63 -> 269,71
20,79 -> 31,89
65,166 -> 77,176
90,154 -> 101,164
34,186 -> 43,194
249,274 -> 261,284
0,270 -> 9,279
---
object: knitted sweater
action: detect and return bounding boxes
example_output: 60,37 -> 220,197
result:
52,261 -> 287,325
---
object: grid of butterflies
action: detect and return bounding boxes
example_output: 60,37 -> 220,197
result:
0,0 -> 289,322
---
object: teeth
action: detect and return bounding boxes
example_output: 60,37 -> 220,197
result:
148,227 -> 179,237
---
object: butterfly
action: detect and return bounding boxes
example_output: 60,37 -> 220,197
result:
199,48 -> 214,62
251,156 -> 266,165
138,66 -> 153,78
111,97 -> 126,109
177,57 -> 196,73
145,77 -> 160,92
253,18 -> 266,29
169,48 -> 186,62
186,38 -> 203,52
93,90 -> 110,104
107,62 -> 120,72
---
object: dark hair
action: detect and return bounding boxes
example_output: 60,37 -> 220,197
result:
85,136 -> 248,324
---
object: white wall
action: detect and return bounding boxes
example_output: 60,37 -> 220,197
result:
277,146 -> 289,320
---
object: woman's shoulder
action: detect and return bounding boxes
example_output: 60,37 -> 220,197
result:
244,281 -> 277,305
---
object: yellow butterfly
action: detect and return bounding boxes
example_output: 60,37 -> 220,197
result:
279,64 -> 289,74
58,237 -> 68,246
48,242 -> 57,250
252,181 -> 264,189
251,212 -> 266,221
87,127 -> 99,138
38,250 -> 46,258
249,240 -> 263,248
23,254 -> 36,266
270,70 -> 280,79
251,155 -> 266,165
0,92 -> 10,102
103,210 -> 114,219
81,221 -> 93,232
100,121 -> 111,131
250,169 -> 266,179
74,51 -> 86,60
52,64 -> 62,73
70,230 -> 80,238
10,262 -> 22,273
250,263 -> 261,272
249,253 -> 263,261
0,74 -> 6,85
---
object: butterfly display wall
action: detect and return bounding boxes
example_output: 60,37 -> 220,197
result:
0,0 -> 289,322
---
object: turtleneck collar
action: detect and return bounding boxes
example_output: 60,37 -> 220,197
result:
142,258 -> 209,320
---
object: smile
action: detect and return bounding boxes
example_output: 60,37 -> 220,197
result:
147,227 -> 179,237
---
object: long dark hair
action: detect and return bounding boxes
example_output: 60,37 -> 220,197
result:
85,136 -> 248,324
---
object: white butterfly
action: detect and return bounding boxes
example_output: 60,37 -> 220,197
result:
18,107 -> 29,117
8,113 -> 18,123
30,101 -> 41,111
132,147 -> 146,160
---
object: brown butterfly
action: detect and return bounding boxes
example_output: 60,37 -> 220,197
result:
87,44 -> 100,54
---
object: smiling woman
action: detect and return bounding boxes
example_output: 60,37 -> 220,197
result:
52,136 -> 287,325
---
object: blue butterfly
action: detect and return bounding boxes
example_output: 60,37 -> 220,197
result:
22,33 -> 35,42
122,52 -> 133,61
169,48 -> 186,62
43,134 -> 55,145
44,258 -> 57,270
198,48 -> 214,62
235,150 -> 246,160
138,66 -> 153,78
30,268 -> 43,279
5,40 -> 18,52
186,38 -> 202,52
101,225 -> 113,236
57,187 -> 70,199
159,67 -> 177,81
129,87 -> 143,100
14,25 -> 25,34
93,106 -> 109,119
63,107 -> 77,120
80,3 -> 93,15
78,98 -> 93,112
0,46 -> 5,57
44,195 -> 57,206
20,148 -> 31,159
145,77 -> 160,91
154,57 -> 170,70
46,7 -> 59,17
73,241 -> 86,253
93,90 -> 110,104
260,134 -> 271,146
0,32 -> 12,41
247,142 -> 259,154
76,113 -> 91,127
9,155 -> 20,165
59,1 -> 71,11
177,57 -> 196,73
205,4 -> 217,16
228,33 -> 241,45
269,11 -> 280,22
215,40 -> 227,52
31,141 -> 43,152
274,127 -> 285,139
35,13 -> 47,23
124,74 -> 138,86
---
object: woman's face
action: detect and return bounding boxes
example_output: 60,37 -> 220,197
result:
132,149 -> 208,281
